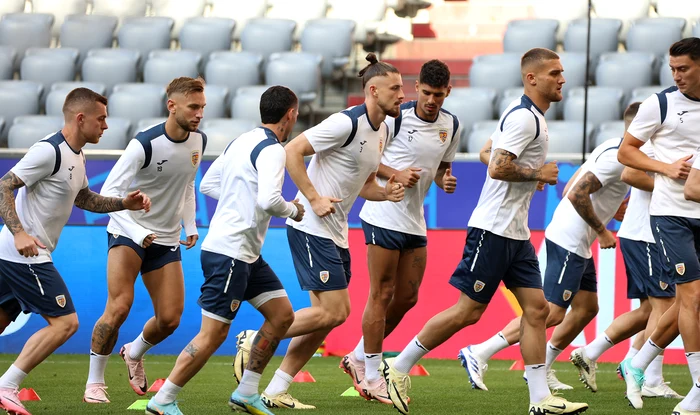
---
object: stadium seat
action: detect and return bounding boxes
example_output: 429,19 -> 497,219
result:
592,0 -> 651,41
0,80 -> 42,142
117,16 -> 174,73
626,18 -> 684,61
563,86 -> 624,125
327,0 -> 388,44
144,50 -> 202,86
135,117 -> 167,133
8,115 -> 63,148
466,120 -> 499,153
202,84 -> 229,119
498,87 -> 558,121
626,86 -> 661,108
301,18 -> 355,80
205,51 -> 262,98
92,116 -> 130,149
266,52 -> 322,105
557,52 -> 588,88
546,121 -> 593,154
180,17 -> 235,72
45,81 -> 107,116
24,47 -> 79,63
240,18 -> 296,63
592,120 -> 625,149
200,118 -> 258,156
267,0 -> 329,40
208,0 -> 268,41
109,83 -> 166,133
595,52 -> 654,98
0,46 -> 15,80
231,85 -> 271,123
656,0 -> 700,37
563,18 -> 622,76
530,0 -> 588,42
469,54 -> 522,92
31,0 -> 88,38
59,14 -> 118,68
0,13 -> 54,71
659,54 -> 674,87
150,0 -> 207,38
20,52 -> 76,103
503,19 -> 559,54
82,49 -> 139,95
0,0 -> 25,16
91,0 -> 148,20
443,87 -> 497,146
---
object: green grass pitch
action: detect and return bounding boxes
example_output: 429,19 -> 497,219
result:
0,354 -> 691,414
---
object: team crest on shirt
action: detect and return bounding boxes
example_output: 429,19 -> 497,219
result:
473,280 -> 485,292
230,299 -> 240,313
55,295 -> 66,308
191,150 -> 200,167
562,290 -> 572,302
320,271 -> 329,283
379,138 -> 384,154
676,263 -> 686,276
660,281 -> 669,290
438,129 -> 448,143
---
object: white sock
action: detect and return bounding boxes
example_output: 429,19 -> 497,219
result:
680,381 -> 700,412
128,332 -> 154,360
86,350 -> 110,385
525,364 -> 551,403
394,336 -> 430,374
0,365 -> 27,390
644,355 -> 664,386
264,369 -> 293,396
364,353 -> 382,381
237,370 -> 262,396
154,379 -> 182,405
584,333 -> 615,361
545,342 -> 563,372
625,346 -> 640,360
470,332 -> 510,361
354,337 -> 365,361
631,339 -> 663,371
687,352 -> 700,381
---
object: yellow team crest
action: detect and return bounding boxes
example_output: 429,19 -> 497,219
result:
55,295 -> 66,308
676,263 -> 686,276
562,290 -> 572,302
379,138 -> 384,154
320,271 -> 330,283
230,299 -> 240,313
439,129 -> 448,143
474,280 -> 485,292
191,150 -> 200,167
660,281 -> 669,290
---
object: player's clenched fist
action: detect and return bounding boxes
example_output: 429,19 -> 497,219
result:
311,196 -> 342,218
385,175 -> 405,202
290,198 -> 305,222
539,161 -> 559,185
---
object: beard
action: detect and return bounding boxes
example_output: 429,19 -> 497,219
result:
176,115 -> 198,132
381,102 -> 400,117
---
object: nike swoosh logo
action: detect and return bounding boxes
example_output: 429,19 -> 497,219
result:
532,364 -> 545,369
281,401 -> 296,409
366,354 -> 379,358
548,404 -> 567,410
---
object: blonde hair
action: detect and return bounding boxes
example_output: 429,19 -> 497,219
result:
166,77 -> 204,98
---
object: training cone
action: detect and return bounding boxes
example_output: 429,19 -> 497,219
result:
127,399 -> 149,410
340,387 -> 360,397
18,388 -> 40,401
409,364 -> 430,376
148,378 -> 166,392
509,360 -> 525,371
292,371 -> 316,383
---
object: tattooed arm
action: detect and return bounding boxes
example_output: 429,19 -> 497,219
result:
74,187 -> 124,212
0,171 -> 26,235
567,171 -> 617,248
488,149 -> 559,184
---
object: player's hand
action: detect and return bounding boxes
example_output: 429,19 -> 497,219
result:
290,198 -> 305,222
442,168 -> 457,193
597,229 -> 617,249
538,161 -> 559,185
311,196 -> 342,218
180,234 -> 198,250
536,181 -> 546,191
385,175 -> 405,202
614,196 -> 629,222
142,233 -> 157,248
123,190 -> 151,212
664,155 -> 692,180
14,231 -> 45,257
395,167 -> 421,188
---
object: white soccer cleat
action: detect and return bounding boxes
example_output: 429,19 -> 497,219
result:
233,329 -> 257,383
570,347 -> 597,392
642,381 -> 684,399
672,403 -> 700,414
620,358 -> 644,409
547,369 -> 574,391
529,394 -> 588,414
458,346 -> 489,391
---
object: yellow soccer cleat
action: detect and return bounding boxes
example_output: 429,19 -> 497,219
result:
261,392 -> 316,410
382,358 -> 411,415
233,330 -> 256,383
529,395 -> 588,414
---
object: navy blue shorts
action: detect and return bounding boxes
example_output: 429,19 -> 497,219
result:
108,233 -> 181,274
287,226 -> 351,291
620,238 -> 674,299
0,259 -> 75,318
543,239 -> 597,308
198,250 -> 286,324
448,228 -> 542,304
361,220 -> 427,251
651,215 -> 700,284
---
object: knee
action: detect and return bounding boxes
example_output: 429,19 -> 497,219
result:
156,314 -> 181,334
270,305 -> 295,332
107,302 -> 132,326
524,300 -> 550,325
54,314 -> 79,340
582,303 -> 599,321
453,303 -> 485,327
375,282 -> 396,306
324,303 -> 350,328
545,306 -> 565,327
393,291 -> 419,314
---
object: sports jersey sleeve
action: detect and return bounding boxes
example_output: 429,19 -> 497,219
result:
256,144 -> 296,218
640,141 -> 656,160
494,109 -> 537,158
384,115 -> 396,143
442,120 -> 461,163
304,112 -> 353,153
182,177 -> 197,236
101,139 -> 153,246
199,154 -> 223,200
589,150 -> 625,187
10,142 -> 57,187
626,94 -> 662,143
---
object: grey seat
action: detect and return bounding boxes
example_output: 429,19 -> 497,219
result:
327,0 -> 388,44
626,18 -> 684,61
82,49 -> 139,95
265,52 -> 322,105
93,117 -> 130,149
91,0 -> 148,20
200,118 -> 257,156
8,115 -> 64,148
556,52 -> 588,88
20,52 -> 76,103
117,16 -> 174,73
627,86 -> 661,108
466,120 -> 499,153
135,117 -> 167,133
563,86 -> 624,125
592,120 -> 625,149
469,54 -> 522,92
0,0 -> 25,15
267,0 -> 329,40
205,51 -> 262,97
592,0 -> 651,41
656,0 -> 700,37
595,52 -> 655,97
0,46 -> 15,80
0,80 -> 42,141
109,83 -> 166,132
202,84 -> 229,119
180,17 -> 235,71
659,53 -> 674,87
143,50 -> 202,86
150,0 -> 207,38
45,81 -> 107,116
32,0 -> 88,38
25,47 -> 79,63
231,85 -> 271,123
498,87 -> 559,121
301,18 -> 354,80
240,18 -> 296,62
546,121 -> 593,154
563,18 -> 622,78
208,0 -> 268,41
443,87 -> 497,145
59,14 -> 118,67
531,0 -> 588,42
503,19 -> 558,53
0,13 -> 54,71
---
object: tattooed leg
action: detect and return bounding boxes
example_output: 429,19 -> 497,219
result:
385,247 -> 427,337
253,297 -> 295,374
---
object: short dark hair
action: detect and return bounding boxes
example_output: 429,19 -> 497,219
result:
669,37 -> 700,61
358,53 -> 400,88
521,47 -> 560,70
260,86 -> 298,124
166,76 -> 205,98
419,59 -> 450,88
624,102 -> 641,122
62,87 -> 108,114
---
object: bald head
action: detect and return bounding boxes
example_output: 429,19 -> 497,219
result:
62,87 -> 108,119
520,48 -> 560,79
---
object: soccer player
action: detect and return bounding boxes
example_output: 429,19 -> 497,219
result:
617,37 -> 700,414
84,77 -> 207,403
340,59 -> 460,403
0,88 -> 150,415
145,86 -> 303,415
234,53 -> 405,410
383,48 -> 588,415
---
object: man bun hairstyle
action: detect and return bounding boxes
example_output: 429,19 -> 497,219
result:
358,52 -> 400,88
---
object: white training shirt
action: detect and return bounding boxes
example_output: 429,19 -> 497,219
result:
101,122 -> 205,247
200,127 -> 296,263
545,138 -> 630,258
0,132 -> 88,264
287,104 -> 388,248
617,142 -> 655,243
359,101 -> 461,236
627,86 -> 700,219
468,94 -> 548,240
